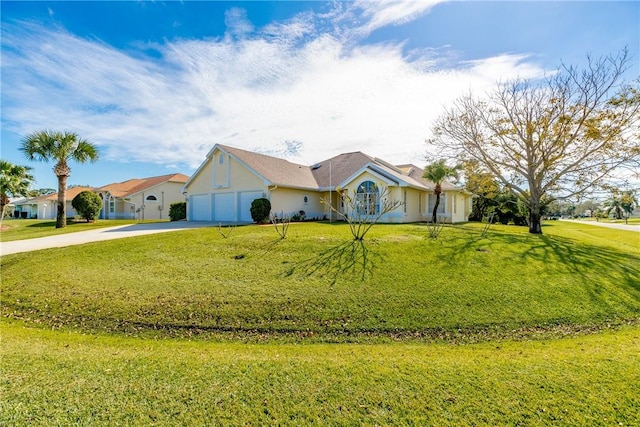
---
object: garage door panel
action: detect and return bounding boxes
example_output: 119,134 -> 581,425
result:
213,193 -> 234,221
191,194 -> 210,221
239,191 -> 264,222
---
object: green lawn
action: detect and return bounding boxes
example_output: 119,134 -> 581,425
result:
0,218 -> 163,242
2,321 -> 638,425
1,221 -> 639,424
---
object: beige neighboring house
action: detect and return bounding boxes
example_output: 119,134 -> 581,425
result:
13,186 -> 95,219
182,144 -> 472,223
96,173 -> 189,220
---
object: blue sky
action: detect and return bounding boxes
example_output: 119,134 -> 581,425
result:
2,1 -> 638,190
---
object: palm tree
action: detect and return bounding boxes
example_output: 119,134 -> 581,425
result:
602,195 -> 623,220
21,130 -> 99,228
0,159 -> 34,228
423,159 -> 460,223
620,191 -> 638,224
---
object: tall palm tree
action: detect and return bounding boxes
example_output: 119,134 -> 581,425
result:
21,130 -> 99,228
0,159 -> 34,228
423,159 -> 460,223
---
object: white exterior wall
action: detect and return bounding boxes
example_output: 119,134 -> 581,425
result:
127,181 -> 187,221
269,188 -> 324,220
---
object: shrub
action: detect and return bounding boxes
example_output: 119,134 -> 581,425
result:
169,202 -> 186,221
250,198 -> 271,223
71,191 -> 103,222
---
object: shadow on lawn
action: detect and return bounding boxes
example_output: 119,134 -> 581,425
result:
449,226 -> 640,312
285,240 -> 382,285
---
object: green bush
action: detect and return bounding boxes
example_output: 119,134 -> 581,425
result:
71,191 -> 103,222
169,202 -> 186,221
250,198 -> 271,223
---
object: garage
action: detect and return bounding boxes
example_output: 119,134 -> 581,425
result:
213,193 -> 235,222
238,191 -> 263,222
190,194 -> 211,221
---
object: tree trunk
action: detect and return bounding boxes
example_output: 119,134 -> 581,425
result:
56,174 -> 68,228
528,209 -> 542,234
431,192 -> 441,223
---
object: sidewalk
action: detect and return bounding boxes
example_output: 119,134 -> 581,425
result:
560,219 -> 640,233
0,221 -> 217,256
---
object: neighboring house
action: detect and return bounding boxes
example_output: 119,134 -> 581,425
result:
96,173 -> 189,220
13,187 -> 95,219
182,144 -> 472,223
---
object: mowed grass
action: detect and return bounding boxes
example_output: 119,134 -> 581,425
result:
2,221 -> 639,341
0,219 -> 149,242
1,221 -> 639,424
2,321 -> 638,425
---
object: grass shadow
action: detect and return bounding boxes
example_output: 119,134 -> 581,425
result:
285,240 -> 382,285
25,221 -> 59,228
445,224 -> 640,314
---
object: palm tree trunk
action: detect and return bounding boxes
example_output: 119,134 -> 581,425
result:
56,174 -> 68,228
431,191 -> 441,223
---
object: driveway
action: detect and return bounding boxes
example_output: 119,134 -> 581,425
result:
560,219 -> 640,233
0,221 -> 220,256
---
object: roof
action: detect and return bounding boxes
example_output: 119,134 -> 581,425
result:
398,164 -> 462,191
186,144 -> 465,193
217,144 -> 319,190
17,186 -> 95,205
97,173 -> 189,198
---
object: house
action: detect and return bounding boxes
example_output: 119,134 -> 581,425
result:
182,144 -> 472,223
95,173 -> 189,220
13,187 -> 95,219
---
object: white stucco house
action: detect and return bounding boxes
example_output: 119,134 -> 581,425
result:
13,186 -> 95,219
11,174 -> 189,221
182,144 -> 472,224
96,173 -> 189,220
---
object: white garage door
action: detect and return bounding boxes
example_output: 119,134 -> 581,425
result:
238,191 -> 264,222
190,194 -> 210,221
213,193 -> 235,222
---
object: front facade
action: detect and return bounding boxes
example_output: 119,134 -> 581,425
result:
96,173 -> 189,220
183,144 -> 472,223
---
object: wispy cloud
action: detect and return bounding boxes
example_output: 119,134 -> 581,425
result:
1,3 -> 545,171
349,0 -> 444,36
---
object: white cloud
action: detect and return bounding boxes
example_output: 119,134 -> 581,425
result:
349,0 -> 445,36
1,5 -> 546,173
224,7 -> 254,38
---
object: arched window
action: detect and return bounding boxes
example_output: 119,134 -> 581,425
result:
356,181 -> 379,215
146,194 -> 158,202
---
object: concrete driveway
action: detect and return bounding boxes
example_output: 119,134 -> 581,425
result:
560,219 -> 640,233
0,221 -> 219,256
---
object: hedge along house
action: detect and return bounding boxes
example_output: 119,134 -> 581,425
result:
95,173 -> 189,220
13,186 -> 95,219
182,144 -> 472,223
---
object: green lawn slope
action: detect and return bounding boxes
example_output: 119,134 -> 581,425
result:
2,221 -> 639,341
1,221 -> 639,424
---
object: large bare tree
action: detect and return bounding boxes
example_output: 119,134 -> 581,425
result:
427,50 -> 640,234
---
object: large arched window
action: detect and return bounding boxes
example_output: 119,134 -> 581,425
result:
356,181 -> 379,215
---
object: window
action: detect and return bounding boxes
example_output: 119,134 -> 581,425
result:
403,190 -> 407,213
356,181 -> 379,215
109,201 -> 115,213
219,154 -> 224,164
146,195 -> 158,202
